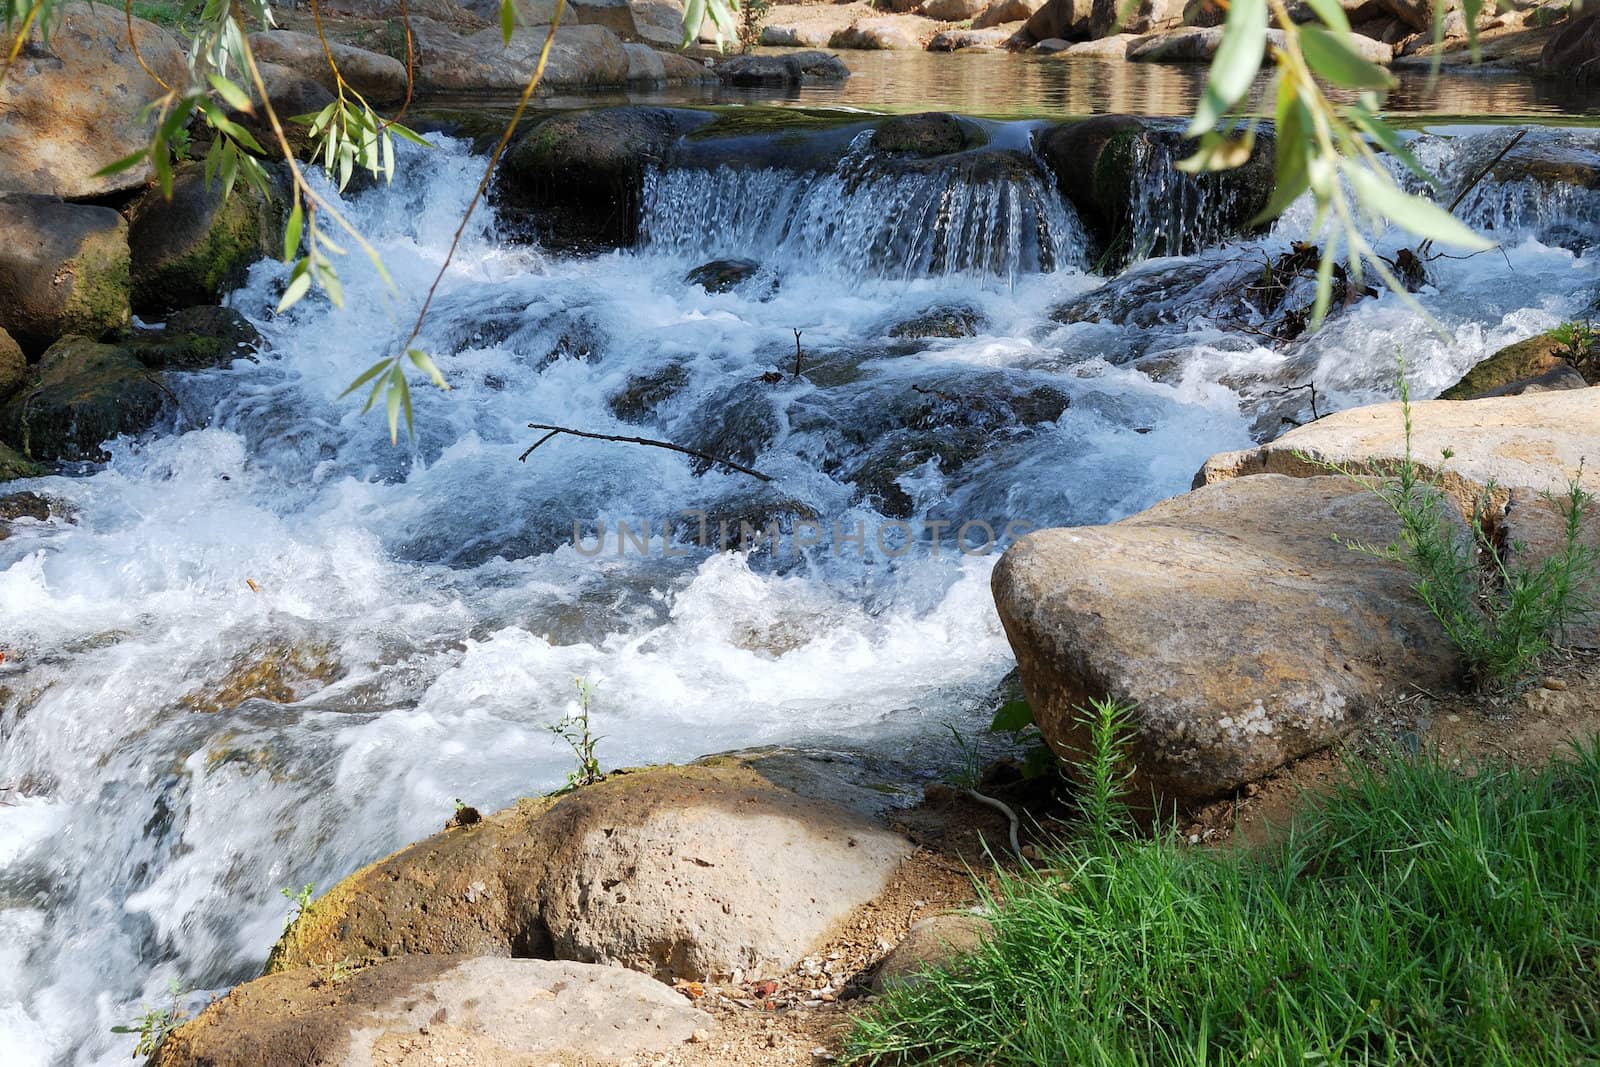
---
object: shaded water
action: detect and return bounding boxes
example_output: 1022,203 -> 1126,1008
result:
1,100 -> 1598,1067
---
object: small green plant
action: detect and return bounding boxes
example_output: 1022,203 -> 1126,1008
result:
1552,319 -> 1597,371
110,980 -> 188,1057
549,677 -> 603,792
988,697 -> 1059,782
1323,369 -> 1598,690
943,722 -> 984,790
1071,697 -> 1137,851
280,882 -> 315,932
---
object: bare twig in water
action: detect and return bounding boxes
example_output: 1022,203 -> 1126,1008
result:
1418,128 -> 1527,261
792,328 -> 805,378
519,424 -> 773,482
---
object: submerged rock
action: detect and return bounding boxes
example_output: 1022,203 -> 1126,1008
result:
153,956 -> 711,1067
0,195 -> 131,354
129,165 -> 283,314
993,475 -> 1461,802
887,304 -> 985,339
686,257 -> 764,293
607,361 -> 692,421
0,3 -> 186,199
266,762 -> 911,981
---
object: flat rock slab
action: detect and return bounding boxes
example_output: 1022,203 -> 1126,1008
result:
1198,390 -> 1600,516
155,955 -> 711,1067
993,475 -> 1461,801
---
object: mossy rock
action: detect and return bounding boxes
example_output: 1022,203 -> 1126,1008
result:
0,194 -> 131,354
0,336 -> 168,461
888,304 -> 984,340
127,306 -> 262,371
1439,330 -> 1586,400
872,113 -> 987,157
0,442 -> 43,482
0,327 -> 24,402
128,165 -> 283,314
607,362 -> 691,422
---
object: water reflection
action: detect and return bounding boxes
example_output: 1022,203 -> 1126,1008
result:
531,48 -> 1600,120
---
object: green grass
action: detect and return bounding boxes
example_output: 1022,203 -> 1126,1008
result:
847,740 -> 1600,1066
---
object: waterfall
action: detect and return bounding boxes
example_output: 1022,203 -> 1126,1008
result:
639,133 -> 1090,281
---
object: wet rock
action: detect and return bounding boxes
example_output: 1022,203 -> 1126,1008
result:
500,106 -> 712,252
873,113 -> 985,156
888,304 -> 985,339
1024,0 -> 1091,41
0,328 -> 23,403
1473,364 -> 1591,398
1034,119 -> 1275,257
974,0 -> 1045,27
266,762 -> 911,981
1129,26 -> 1392,64
686,257 -> 763,293
873,914 -> 993,992
686,380 -> 780,474
0,195 -> 130,355
128,164 -> 283,315
0,490 -> 54,540
1440,329 -> 1595,400
181,642 -> 340,713
1033,36 -> 1075,51
1486,128 -> 1600,189
928,25 -> 1020,49
153,956 -> 711,1067
1090,0 -> 1182,37
831,18 -> 925,49
247,30 -> 410,105
1198,390 -> 1600,516
0,444 -> 42,482
993,475 -> 1462,802
0,337 -> 168,461
128,307 -> 262,372
922,0 -> 989,17
0,3 -> 186,198
712,49 -> 851,85
608,362 -> 692,421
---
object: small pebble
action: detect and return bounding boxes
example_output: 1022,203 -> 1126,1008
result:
689,1029 -> 711,1044
1446,714 -> 1461,723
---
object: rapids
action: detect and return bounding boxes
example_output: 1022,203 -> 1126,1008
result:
2,117 -> 1597,1065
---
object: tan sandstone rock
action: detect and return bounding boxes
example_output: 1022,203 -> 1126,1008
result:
267,762 -> 912,981
872,913 -> 994,991
154,955 -> 711,1067
247,30 -> 411,104
0,4 -> 185,198
992,475 -> 1461,801
1196,390 -> 1600,516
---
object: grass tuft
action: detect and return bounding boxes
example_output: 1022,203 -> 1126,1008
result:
847,739 -> 1600,1066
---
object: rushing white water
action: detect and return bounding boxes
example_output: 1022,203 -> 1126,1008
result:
1,121 -> 1596,1066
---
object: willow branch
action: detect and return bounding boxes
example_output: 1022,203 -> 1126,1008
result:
519,424 -> 774,482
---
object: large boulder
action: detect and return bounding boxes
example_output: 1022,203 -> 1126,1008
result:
0,337 -> 168,461
1024,0 -> 1091,41
247,31 -> 410,105
928,25 -> 1020,49
498,106 -> 711,251
128,164 -> 282,314
154,956 -> 711,1067
1541,12 -> 1600,81
1090,0 -> 1183,38
1197,390 -> 1600,516
0,195 -> 130,354
974,0 -> 1046,28
266,762 -> 911,981
0,4 -> 186,198
239,63 -> 337,158
406,18 -> 632,93
922,0 -> 989,17
622,41 -> 715,83
992,475 -> 1461,802
712,49 -> 851,85
0,328 -> 24,403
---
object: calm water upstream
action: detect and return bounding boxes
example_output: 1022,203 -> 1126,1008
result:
3,52 -> 1599,1065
